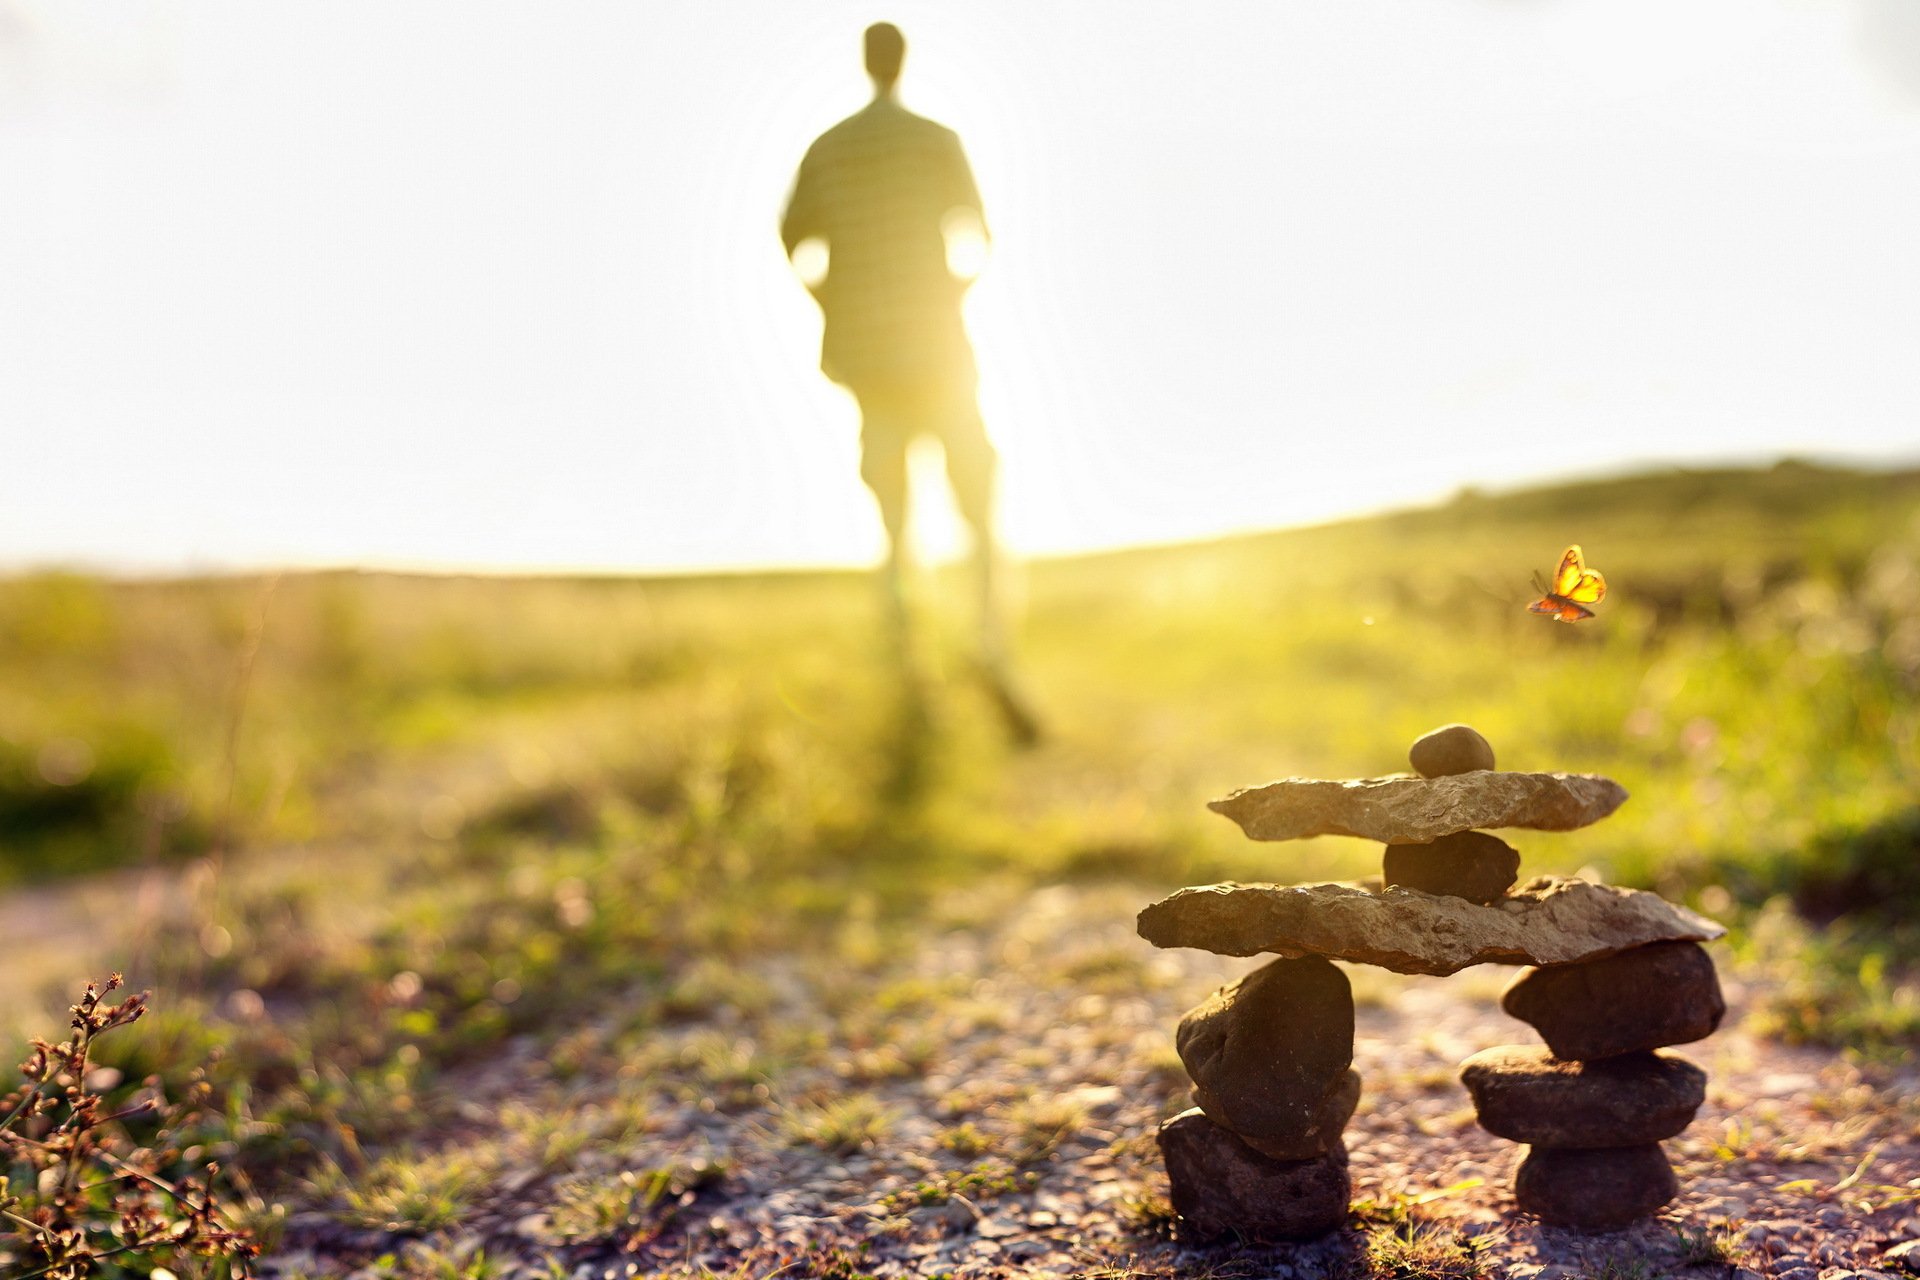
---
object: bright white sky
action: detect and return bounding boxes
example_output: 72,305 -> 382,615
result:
3,0 -> 1918,574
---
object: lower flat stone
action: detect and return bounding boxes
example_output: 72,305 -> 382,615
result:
1460,1046 -> 1706,1147
1502,940 -> 1726,1059
1514,1143 -> 1678,1230
1137,876 -> 1725,976
1208,770 -> 1628,844
1157,1109 -> 1350,1242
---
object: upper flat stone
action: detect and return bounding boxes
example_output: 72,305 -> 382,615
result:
1208,771 -> 1628,844
1137,875 -> 1725,976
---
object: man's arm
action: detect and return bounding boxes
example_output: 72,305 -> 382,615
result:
943,130 -> 988,244
938,129 -> 989,282
780,145 -> 824,257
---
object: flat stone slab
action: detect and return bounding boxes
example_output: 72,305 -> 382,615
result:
1208,771 -> 1628,844
1136,876 -> 1725,976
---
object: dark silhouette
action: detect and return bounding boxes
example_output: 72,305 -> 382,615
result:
781,22 -> 1037,743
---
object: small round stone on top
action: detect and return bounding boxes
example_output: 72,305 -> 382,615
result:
1409,723 -> 1496,778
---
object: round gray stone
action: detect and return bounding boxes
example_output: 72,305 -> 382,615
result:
1409,723 -> 1496,778
1157,1109 -> 1350,1242
1460,1045 -> 1706,1147
1502,940 -> 1725,1060
1176,956 -> 1353,1146
1197,1068 -> 1361,1160
1514,1143 -> 1678,1230
1383,830 -> 1520,903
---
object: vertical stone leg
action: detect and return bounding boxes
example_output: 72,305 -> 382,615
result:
1157,1113 -> 1350,1242
1464,940 -> 1724,1229
1159,956 -> 1357,1241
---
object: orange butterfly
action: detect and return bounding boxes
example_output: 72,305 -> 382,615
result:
1529,545 -> 1606,622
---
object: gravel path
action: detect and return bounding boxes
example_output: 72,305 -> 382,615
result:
261,880 -> 1920,1280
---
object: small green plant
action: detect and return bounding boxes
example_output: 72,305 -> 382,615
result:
934,1121 -> 992,1157
875,1161 -> 1037,1213
0,974 -> 257,1280
1671,1221 -> 1746,1268
1708,1117 -> 1756,1163
1580,1260 -> 1654,1280
316,1147 -> 492,1233
1362,1219 -> 1487,1280
792,1243 -> 878,1280
368,1239 -> 515,1280
1349,1179 -> 1484,1231
1116,1190 -> 1177,1239
545,1160 -> 727,1248
1002,1095 -> 1089,1165
781,1094 -> 894,1156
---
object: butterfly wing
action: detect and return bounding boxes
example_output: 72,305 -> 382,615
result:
1551,546 -> 1586,596
1564,568 -> 1606,605
1547,545 -> 1606,606
1527,594 -> 1594,622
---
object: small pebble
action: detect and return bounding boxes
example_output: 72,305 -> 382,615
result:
1409,723 -> 1496,777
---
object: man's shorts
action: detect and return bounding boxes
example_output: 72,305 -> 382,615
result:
852,375 -> 997,508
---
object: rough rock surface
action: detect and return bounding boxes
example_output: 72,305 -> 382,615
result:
1503,940 -> 1726,1060
1460,1046 -> 1707,1147
1209,770 -> 1627,844
1138,876 -> 1726,976
1409,723 -> 1496,777
1200,1068 -> 1362,1161
1382,831 -> 1520,903
1156,1109 -> 1350,1242
1176,957 -> 1353,1147
1514,1143 -> 1679,1229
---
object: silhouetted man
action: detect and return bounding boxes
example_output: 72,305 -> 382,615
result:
782,23 -> 1035,741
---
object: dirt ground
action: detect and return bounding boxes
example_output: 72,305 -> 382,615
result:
245,881 -> 1920,1280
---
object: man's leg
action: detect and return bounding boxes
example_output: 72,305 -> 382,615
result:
941,395 -> 1041,744
940,398 -> 1006,665
856,394 -> 913,654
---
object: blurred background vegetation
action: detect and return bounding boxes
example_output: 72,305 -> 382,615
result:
2,459 -> 1917,1229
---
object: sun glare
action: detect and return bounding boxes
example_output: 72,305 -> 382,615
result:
3,2 -> 1917,574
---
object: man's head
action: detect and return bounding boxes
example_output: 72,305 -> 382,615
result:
864,22 -> 905,94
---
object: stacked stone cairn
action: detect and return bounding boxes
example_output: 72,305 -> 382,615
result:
1141,723 -> 1727,1240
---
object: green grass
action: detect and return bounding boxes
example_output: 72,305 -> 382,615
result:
3,458 -> 1919,1246
782,1093 -> 898,1155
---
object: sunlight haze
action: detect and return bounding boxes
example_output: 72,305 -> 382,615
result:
3,0 -> 1918,573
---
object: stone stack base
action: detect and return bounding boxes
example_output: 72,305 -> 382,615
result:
1157,1111 -> 1350,1242
1461,940 -> 1725,1230
1159,956 -> 1355,1241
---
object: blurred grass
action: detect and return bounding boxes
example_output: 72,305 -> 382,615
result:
2,458 -> 1918,1194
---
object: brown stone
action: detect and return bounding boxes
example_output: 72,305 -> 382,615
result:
1459,1046 -> 1706,1147
1137,876 -> 1726,976
1502,941 -> 1725,1060
1409,723 -> 1495,777
1383,831 -> 1520,903
1198,1069 -> 1362,1161
1513,1143 -> 1678,1230
1209,771 -> 1627,844
1157,1109 -> 1350,1242
1176,957 -> 1353,1147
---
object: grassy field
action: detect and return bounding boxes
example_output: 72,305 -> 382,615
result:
3,459 -> 1918,1274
